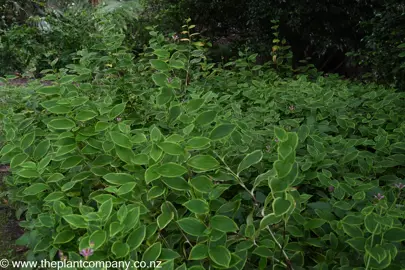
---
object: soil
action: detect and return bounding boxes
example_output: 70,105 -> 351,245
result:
0,76 -> 54,87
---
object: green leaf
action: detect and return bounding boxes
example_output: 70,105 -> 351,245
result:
210,215 -> 238,232
150,59 -> 169,71
54,231 -> 75,244
44,192 -> 65,201
183,123 -> 194,135
364,214 -> 379,233
127,225 -> 146,250
278,144 -> 292,160
117,183 -> 136,195
366,245 -> 387,264
186,99 -> 205,112
168,105 -> 181,123
110,222 -> 124,237
274,127 -> 288,142
346,238 -> 365,252
169,59 -> 185,69
177,218 -> 207,236
37,86 -> 60,95
0,144 -> 14,156
260,213 -> 282,229
60,156 -> 83,170
110,132 -> 132,149
383,227 -> 405,242
147,186 -> 166,200
72,171 -> 92,182
115,145 -> 136,164
183,199 -> 209,214
253,246 -> 273,258
47,119 -> 76,130
189,244 -> 208,260
122,207 -> 140,232
142,242 -> 162,262
132,154 -> 149,165
162,177 -> 190,191
20,132 -> 35,150
132,133 -> 147,144
89,230 -> 107,250
190,176 -> 213,193
156,87 -> 173,105
186,137 -> 211,150
23,183 -> 49,195
10,153 -> 29,168
63,214 -> 88,228
17,169 -> 40,178
195,110 -> 217,126
34,238 -> 52,252
210,124 -> 236,140
209,246 -> 231,268
95,121 -> 110,132
237,150 -> 263,174
117,204 -> 128,224
304,219 -> 326,230
56,144 -> 76,157
341,150 -> 359,164
99,199 -> 113,220
153,49 -> 170,58
145,164 -> 160,184
187,155 -> 220,171
151,126 -> 163,142
342,223 -> 363,238
103,173 -> 135,185
274,159 -> 293,178
71,96 -> 89,106
272,197 -> 292,216
157,211 -> 174,230
111,242 -> 130,258
47,173 -> 64,183
76,110 -> 97,121
156,163 -> 187,177
152,73 -> 168,87
298,125 -> 310,141
150,144 -> 163,161
160,248 -> 181,260
157,142 -> 184,155
236,240 -> 254,252
109,103 -> 126,119
286,132 -> 299,149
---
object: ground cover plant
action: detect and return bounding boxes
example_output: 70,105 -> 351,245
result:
1,7 -> 405,270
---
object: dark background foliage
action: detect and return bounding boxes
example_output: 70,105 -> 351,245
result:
146,0 -> 405,85
1,0 -> 405,87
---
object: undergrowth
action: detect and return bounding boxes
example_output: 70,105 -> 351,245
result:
0,17 -> 404,270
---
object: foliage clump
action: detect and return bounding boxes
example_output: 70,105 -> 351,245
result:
1,11 -> 405,270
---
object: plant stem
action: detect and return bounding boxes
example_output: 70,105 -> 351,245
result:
266,226 -> 294,270
213,151 -> 257,203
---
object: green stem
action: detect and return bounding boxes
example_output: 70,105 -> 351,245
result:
213,151 -> 257,203
266,226 -> 294,270
365,220 -> 380,270
252,241 -> 288,267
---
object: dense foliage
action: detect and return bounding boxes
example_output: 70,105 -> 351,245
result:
1,12 -> 405,269
0,0 -> 144,76
141,0 -> 405,87
2,1 -> 405,88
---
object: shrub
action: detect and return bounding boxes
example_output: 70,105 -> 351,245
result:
347,1 -> 405,89
1,22 -> 405,270
0,1 -> 145,77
